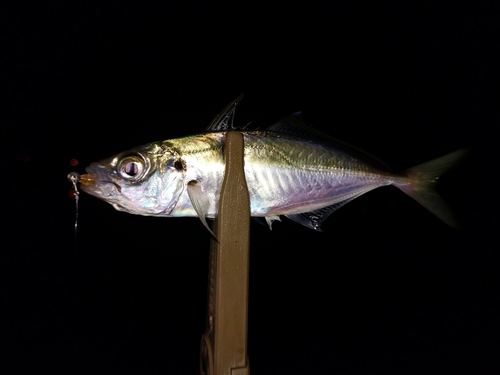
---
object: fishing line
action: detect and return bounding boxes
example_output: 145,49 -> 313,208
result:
67,171 -> 80,250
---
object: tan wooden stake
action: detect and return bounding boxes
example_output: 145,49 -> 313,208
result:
200,131 -> 251,375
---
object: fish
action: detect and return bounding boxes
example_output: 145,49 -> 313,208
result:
77,95 -> 466,233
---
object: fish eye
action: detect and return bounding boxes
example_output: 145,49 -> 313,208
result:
117,155 -> 147,180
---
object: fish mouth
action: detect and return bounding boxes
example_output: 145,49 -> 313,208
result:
79,168 -> 122,200
79,174 -> 95,186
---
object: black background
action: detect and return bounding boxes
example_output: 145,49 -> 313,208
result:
2,2 -> 498,374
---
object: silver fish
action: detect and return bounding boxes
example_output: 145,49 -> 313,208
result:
78,96 -> 466,232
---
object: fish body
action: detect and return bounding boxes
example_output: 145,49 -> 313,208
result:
80,98 -> 465,231
166,131 -> 398,218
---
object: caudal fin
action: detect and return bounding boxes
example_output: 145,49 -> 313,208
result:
395,149 -> 468,228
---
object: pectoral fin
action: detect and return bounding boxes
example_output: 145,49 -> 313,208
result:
186,180 -> 217,239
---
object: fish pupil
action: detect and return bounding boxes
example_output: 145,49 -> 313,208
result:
124,162 -> 138,176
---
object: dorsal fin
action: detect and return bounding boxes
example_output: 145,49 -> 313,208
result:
268,112 -> 393,171
206,94 -> 244,131
266,112 -> 326,138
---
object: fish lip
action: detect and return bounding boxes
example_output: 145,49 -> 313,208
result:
79,180 -> 120,196
79,166 -> 121,198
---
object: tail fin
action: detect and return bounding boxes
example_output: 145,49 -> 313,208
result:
395,149 -> 468,228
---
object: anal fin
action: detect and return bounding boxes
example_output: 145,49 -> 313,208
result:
265,215 -> 281,230
253,215 -> 282,230
285,196 -> 359,231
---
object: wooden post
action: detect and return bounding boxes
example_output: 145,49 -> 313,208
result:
200,131 -> 251,375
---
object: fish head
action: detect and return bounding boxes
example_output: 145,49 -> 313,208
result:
80,143 -> 186,216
